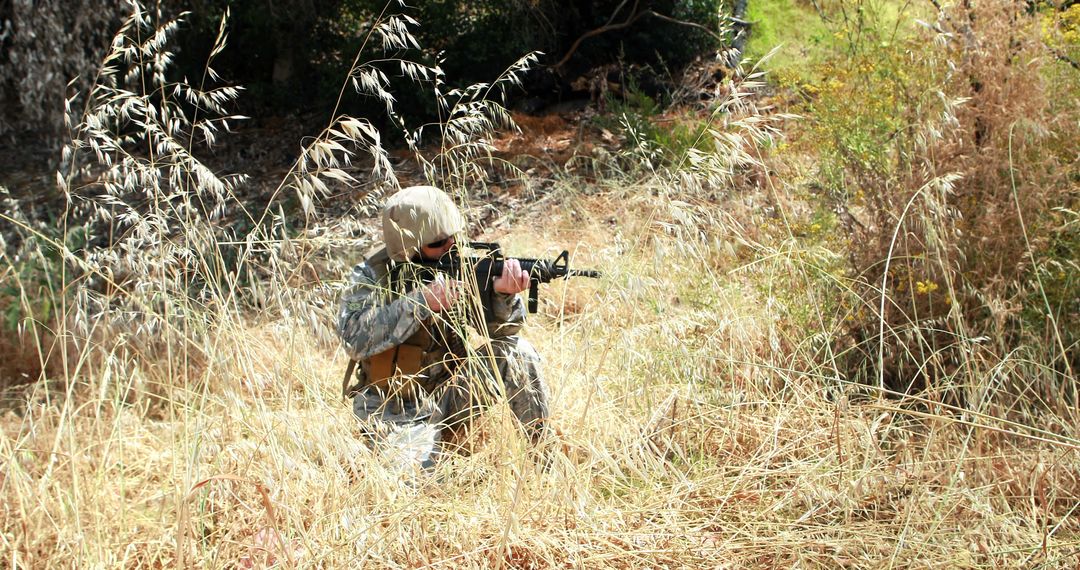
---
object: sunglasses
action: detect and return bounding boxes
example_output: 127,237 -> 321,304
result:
425,237 -> 451,249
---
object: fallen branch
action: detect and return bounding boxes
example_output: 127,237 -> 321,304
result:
1049,46 -> 1080,71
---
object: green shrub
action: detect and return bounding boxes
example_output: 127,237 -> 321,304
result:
798,0 -> 1079,403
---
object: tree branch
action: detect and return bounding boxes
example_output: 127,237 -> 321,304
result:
552,3 -> 731,72
809,0 -> 833,22
641,10 -> 726,45
552,1 -> 644,71
1050,46 -> 1080,70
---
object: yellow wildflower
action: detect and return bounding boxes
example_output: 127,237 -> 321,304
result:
916,280 -> 939,295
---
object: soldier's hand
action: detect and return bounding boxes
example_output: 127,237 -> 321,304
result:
493,258 -> 530,295
422,275 -> 460,312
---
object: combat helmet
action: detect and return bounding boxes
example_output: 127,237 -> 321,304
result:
382,185 -> 466,262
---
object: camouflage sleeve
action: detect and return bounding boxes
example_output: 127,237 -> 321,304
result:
486,291 -> 525,338
337,261 -> 432,361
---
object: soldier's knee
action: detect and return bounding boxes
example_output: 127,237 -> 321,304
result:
486,336 -> 542,374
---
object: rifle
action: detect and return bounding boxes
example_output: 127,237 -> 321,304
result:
389,242 -> 600,320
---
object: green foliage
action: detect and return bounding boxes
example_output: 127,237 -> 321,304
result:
3,0 -> 731,136
1024,206 -> 1080,367
595,82 -> 714,173
1043,3 -> 1080,60
782,0 -> 1080,396
408,0 -> 723,80
1,246 -> 53,333
804,42 -> 930,202
0,217 -> 89,333
745,0 -> 834,84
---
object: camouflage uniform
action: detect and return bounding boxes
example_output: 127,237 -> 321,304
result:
337,187 -> 548,468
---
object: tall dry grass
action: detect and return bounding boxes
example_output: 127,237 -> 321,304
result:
1,1 -> 1078,568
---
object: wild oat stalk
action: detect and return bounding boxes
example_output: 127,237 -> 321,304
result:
57,2 -> 248,351
3,1 -> 1079,566
411,52 -> 541,193
238,2 -> 536,349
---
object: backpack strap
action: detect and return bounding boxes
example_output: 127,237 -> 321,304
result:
342,358 -> 359,399
341,247 -> 386,401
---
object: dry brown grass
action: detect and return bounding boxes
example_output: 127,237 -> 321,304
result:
2,1 -> 1078,568
3,186 -> 1079,568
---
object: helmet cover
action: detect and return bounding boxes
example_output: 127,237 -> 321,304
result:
382,185 -> 466,262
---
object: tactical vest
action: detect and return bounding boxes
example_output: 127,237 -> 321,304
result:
342,247 -> 463,399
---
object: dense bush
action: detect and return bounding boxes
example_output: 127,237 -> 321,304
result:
0,0 -> 126,138
799,0 -> 1079,402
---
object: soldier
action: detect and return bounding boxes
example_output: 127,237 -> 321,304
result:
337,185 -> 549,468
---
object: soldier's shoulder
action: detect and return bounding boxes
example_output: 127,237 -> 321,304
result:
351,246 -> 390,283
364,245 -> 390,264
